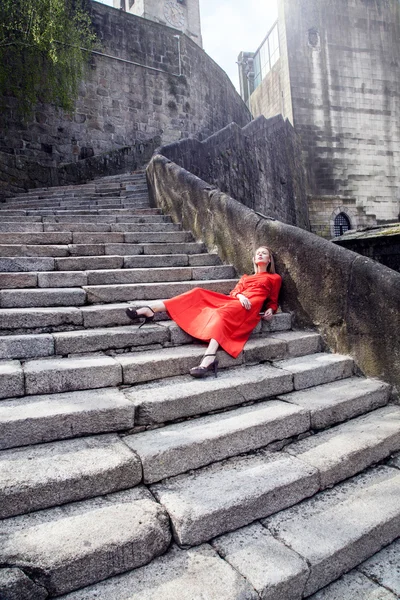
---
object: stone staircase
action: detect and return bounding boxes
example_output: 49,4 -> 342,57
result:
0,172 -> 399,600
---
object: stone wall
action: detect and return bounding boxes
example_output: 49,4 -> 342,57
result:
334,225 -> 400,273
308,194 -> 377,239
158,115 -> 310,229
147,153 -> 400,391
0,1 -> 250,192
248,0 -> 400,228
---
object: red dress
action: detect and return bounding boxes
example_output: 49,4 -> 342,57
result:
163,272 -> 282,358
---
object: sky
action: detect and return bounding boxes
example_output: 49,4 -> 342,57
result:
93,0 -> 278,92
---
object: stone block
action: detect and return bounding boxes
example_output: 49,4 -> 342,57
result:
0,334 -> 54,360
0,306 -> 83,331
0,434 -> 142,518
37,271 -> 88,288
212,523 -> 309,600
243,337 -> 287,363
0,568 -> 48,600
124,232 -> 191,244
0,232 -> 72,245
86,266 -> 192,285
263,466 -> 400,596
105,243 -> 143,255
0,487 -> 171,596
123,254 -> 189,268
68,244 -> 105,256
44,222 -> 112,232
0,272 -> 38,288
124,400 -> 309,483
262,312 -> 292,332
0,288 -> 86,308
286,405 -> 400,488
0,388 -> 134,450
81,303 -> 134,328
273,353 -> 354,390
59,544 -> 258,600
142,242 -> 205,255
24,355 -> 122,395
0,244 -> 69,257
72,232 -> 124,244
271,330 -> 322,357
55,255 -> 123,271
191,265 -> 236,280
189,253 -> 222,266
0,360 -> 24,399
278,377 -> 390,429
151,451 -> 319,546
0,222 -> 43,232
0,257 -> 55,272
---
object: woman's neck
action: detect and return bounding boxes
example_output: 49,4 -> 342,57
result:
255,265 -> 268,274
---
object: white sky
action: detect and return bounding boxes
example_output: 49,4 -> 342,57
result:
94,0 -> 278,92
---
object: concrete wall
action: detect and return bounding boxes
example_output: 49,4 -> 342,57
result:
159,115 -> 309,229
0,2 -> 250,186
248,0 -> 400,231
147,153 -> 400,391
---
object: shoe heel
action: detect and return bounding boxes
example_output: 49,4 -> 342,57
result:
213,359 -> 219,378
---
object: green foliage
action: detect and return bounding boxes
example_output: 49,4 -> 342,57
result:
0,0 -> 97,116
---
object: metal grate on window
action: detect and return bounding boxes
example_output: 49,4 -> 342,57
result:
334,213 -> 351,237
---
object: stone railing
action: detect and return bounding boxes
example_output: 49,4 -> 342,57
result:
147,153 -> 400,391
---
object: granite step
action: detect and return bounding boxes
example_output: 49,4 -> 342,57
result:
0,207 -> 161,216
124,348 -> 351,424
0,265 -> 235,290
0,487 -> 171,597
3,198 -> 150,210
0,434 -> 142,518
42,214 -> 172,223
0,252 -> 221,273
0,387 -> 135,450
124,400 -> 310,484
273,353 -> 354,390
0,240 -> 207,257
0,230 -> 192,245
41,222 -> 181,232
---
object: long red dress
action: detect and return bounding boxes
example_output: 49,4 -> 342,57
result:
163,272 -> 282,358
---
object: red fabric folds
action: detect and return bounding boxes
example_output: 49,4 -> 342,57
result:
163,272 -> 282,358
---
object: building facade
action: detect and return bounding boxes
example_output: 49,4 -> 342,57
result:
239,0 -> 400,239
113,0 -> 202,47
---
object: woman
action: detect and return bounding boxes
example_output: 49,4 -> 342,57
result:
126,246 -> 281,378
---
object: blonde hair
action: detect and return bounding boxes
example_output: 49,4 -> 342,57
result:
253,246 -> 276,274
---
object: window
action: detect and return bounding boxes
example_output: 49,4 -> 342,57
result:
334,213 -> 351,237
253,22 -> 280,89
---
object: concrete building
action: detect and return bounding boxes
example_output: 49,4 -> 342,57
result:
238,0 -> 400,239
114,0 -> 202,47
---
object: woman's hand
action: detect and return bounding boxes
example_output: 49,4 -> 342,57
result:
237,293 -> 252,310
262,308 -> 274,321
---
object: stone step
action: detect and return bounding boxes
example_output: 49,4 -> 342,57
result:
84,278 -> 236,304
151,450 -> 320,546
41,214 -> 171,223
57,544 -> 259,600
0,278 -> 235,307
3,198 -> 150,209
0,253 -> 220,272
0,387 -> 134,450
0,230 -> 192,245
0,434 -> 142,519
0,487 -> 171,597
0,317 -> 298,359
0,265 -> 235,290
0,326 -> 299,397
308,568 -> 399,600
125,348 -> 351,424
0,207 -> 161,216
124,400 -> 310,484
260,465 -> 400,596
285,404 -> 400,488
0,241 -> 207,257
41,222 -> 181,232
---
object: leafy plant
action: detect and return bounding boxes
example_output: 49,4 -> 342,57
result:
0,0 -> 97,116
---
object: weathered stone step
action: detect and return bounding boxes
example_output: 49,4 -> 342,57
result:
125,400 -> 310,484
3,197 -> 150,209
42,214 -> 171,223
0,278 -> 235,307
308,568 -> 399,600
125,347 -> 350,424
0,240 -> 207,257
0,487 -> 171,597
0,230 -> 192,245
273,352 -> 354,390
42,222 -> 181,232
0,207 -> 161,216
277,376 -> 391,429
0,317 -> 297,359
285,404 -> 400,488
57,544 -> 258,600
260,466 -> 400,596
0,387 -> 134,450
151,450 -> 319,546
0,434 -> 142,519
84,278 -> 236,304
0,252 -> 220,272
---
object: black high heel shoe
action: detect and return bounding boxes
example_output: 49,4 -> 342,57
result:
189,354 -> 219,379
125,305 -> 155,328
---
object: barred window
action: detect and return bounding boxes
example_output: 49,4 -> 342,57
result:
334,213 -> 351,237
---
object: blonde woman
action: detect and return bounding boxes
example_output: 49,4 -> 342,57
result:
126,246 -> 281,378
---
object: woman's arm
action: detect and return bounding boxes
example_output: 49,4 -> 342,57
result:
229,276 -> 246,298
263,275 -> 282,314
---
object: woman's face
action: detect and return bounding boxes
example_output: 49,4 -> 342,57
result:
254,247 -> 270,265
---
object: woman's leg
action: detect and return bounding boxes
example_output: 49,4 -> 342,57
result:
134,301 -> 166,317
199,338 -> 219,367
